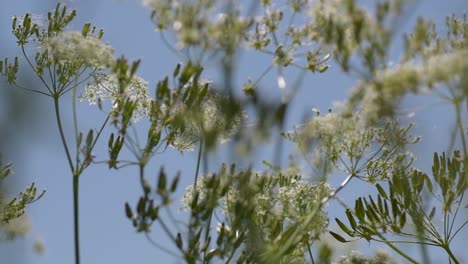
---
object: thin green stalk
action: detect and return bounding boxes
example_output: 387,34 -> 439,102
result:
73,174 -> 80,264
72,85 -> 80,167
375,233 -> 419,264
416,230 -> 431,264
452,95 -> 467,156
454,100 -> 468,187
53,96 -> 75,173
53,96 -> 80,264
306,241 -> 315,264
12,82 -> 50,97
21,45 -> 53,94
194,140 -> 203,187
442,244 -> 459,264
203,213 -> 213,264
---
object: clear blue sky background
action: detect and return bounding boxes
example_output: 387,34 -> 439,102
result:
1,0 -> 467,263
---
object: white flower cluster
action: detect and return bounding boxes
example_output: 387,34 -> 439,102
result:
170,81 -> 245,152
81,73 -> 151,121
297,111 -> 376,171
43,31 -> 115,68
181,173 -> 331,236
310,0 -> 374,48
424,49 -> 468,85
349,62 -> 421,123
180,176 -> 215,211
337,250 -> 399,264
346,48 -> 468,123
277,179 -> 330,222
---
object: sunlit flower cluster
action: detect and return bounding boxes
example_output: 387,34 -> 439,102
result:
180,176 -> 210,210
143,0 -> 216,47
424,49 -> 468,85
298,112 -> 371,161
181,170 -> 331,242
81,73 -> 151,121
277,179 -> 330,235
0,214 -> 31,239
310,0 -> 373,49
42,31 -> 115,68
169,81 -> 246,152
344,48 -> 468,123
337,250 -> 399,264
346,62 -> 422,123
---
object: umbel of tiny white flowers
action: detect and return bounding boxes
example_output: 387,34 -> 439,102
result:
169,80 -> 246,152
80,72 -> 151,122
181,170 -> 331,243
42,31 -> 115,69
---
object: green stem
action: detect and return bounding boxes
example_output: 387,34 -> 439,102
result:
21,45 -> 53,94
72,85 -> 80,168
454,100 -> 468,188
375,234 -> 419,264
194,140 -> 203,187
73,174 -> 80,264
53,96 -> 75,173
306,241 -> 315,264
202,213 -> 213,264
443,244 -> 459,264
53,96 -> 80,264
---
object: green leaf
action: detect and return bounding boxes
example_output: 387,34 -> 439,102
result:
205,249 -> 220,262
329,231 -> 348,243
150,206 -> 159,220
391,198 -> 399,220
173,63 -> 181,77
355,198 -> 365,222
365,203 -> 378,222
336,218 -> 353,236
82,22 -> 91,36
136,197 -> 145,214
399,212 -> 406,228
424,172 -> 433,192
124,202 -> 133,219
428,207 -> 436,220
376,183 -> 388,199
346,209 -> 357,230
176,233 -> 183,249
130,59 -> 140,76
85,129 -> 94,148
170,173 -> 180,193
157,169 -> 167,192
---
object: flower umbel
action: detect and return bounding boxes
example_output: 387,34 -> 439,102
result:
43,31 -> 115,69
169,80 -> 245,152
81,73 -> 151,121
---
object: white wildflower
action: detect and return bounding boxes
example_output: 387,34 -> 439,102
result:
276,180 -> 331,236
180,177 -> 209,210
424,49 -> 468,84
170,80 -> 246,152
81,73 -> 151,121
43,31 -> 115,68
2,214 -> 31,238
344,61 -> 422,124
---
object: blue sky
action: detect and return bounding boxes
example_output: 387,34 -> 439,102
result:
1,0 -> 467,263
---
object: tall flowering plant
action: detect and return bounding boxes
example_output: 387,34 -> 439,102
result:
0,1 -> 466,264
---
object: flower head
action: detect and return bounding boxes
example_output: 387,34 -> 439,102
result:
169,80 -> 246,152
81,72 -> 151,121
43,31 -> 115,68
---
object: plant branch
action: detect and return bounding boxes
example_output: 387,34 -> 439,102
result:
374,233 -> 419,264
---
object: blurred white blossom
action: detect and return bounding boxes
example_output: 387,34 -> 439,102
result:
81,73 -> 151,121
170,81 -> 246,152
424,49 -> 468,84
43,31 -> 115,68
